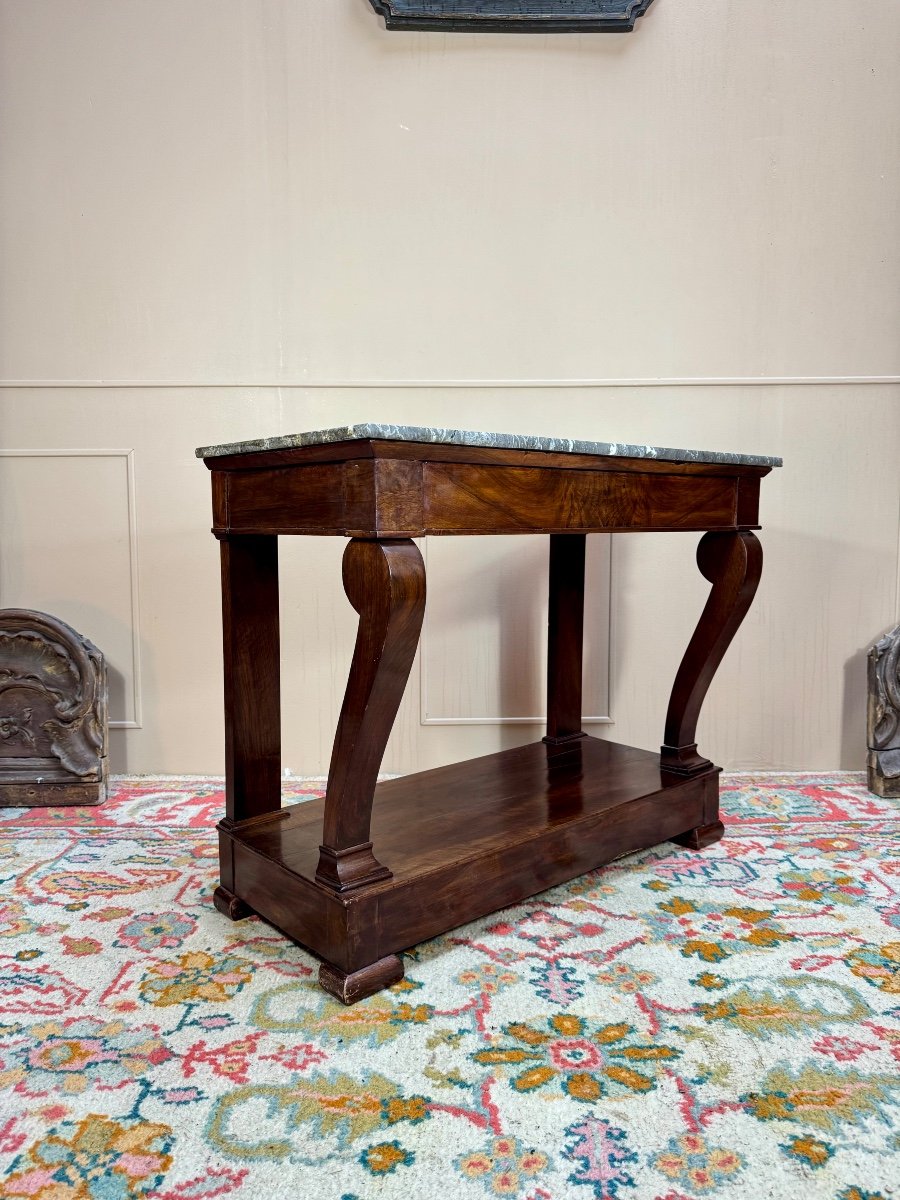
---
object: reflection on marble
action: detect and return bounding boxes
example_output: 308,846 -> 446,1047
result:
196,423 -> 782,468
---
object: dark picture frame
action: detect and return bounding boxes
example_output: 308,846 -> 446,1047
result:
368,0 -> 656,33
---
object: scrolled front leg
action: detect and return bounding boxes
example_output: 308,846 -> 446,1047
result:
315,539 -> 426,892
661,530 -> 763,775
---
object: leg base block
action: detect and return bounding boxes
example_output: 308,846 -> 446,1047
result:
319,955 -> 405,1005
314,841 -> 393,893
660,742 -> 714,775
213,885 -> 254,921
671,820 -> 725,850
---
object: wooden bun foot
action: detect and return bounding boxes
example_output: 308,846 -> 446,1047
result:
671,820 -> 725,850
213,885 -> 253,921
319,954 -> 404,1005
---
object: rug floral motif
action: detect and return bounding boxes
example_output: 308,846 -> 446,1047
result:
0,774 -> 897,1199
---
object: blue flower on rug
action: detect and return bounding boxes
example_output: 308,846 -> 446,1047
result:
115,911 -> 196,951
0,1015 -> 173,1096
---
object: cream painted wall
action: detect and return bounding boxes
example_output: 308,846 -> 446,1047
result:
1,2 -> 898,775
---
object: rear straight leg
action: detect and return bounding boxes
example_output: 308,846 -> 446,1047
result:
213,533 -> 281,920
544,533 -> 587,748
662,530 -> 763,848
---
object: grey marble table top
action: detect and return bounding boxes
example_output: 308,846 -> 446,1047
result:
196,423 -> 782,468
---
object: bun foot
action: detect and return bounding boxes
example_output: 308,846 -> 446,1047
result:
672,820 -> 725,850
213,885 -> 253,921
319,954 -> 404,1005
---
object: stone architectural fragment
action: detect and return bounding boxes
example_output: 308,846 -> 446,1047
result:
0,609 -> 108,805
867,623 -> 900,797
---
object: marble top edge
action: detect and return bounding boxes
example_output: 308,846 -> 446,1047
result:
195,424 -> 782,468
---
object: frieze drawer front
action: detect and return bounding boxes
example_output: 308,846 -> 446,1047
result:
422,463 -> 739,534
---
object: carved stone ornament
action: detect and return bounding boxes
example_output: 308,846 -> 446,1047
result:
368,0 -> 656,34
0,609 -> 108,806
867,623 -> 900,797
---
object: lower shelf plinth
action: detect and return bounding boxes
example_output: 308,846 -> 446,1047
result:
217,736 -> 720,988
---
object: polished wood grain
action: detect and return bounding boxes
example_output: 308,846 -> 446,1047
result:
219,737 -> 719,974
661,531 -> 763,774
224,464 -> 344,531
315,539 -> 426,892
208,438 -> 769,539
216,459 -> 741,538
343,458 -> 424,536
202,437 -> 773,1002
423,462 -> 737,534
218,534 -> 280,825
672,820 -> 725,850
545,534 -> 586,745
319,955 -> 405,1005
212,883 -> 253,921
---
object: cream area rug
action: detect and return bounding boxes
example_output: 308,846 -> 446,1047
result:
0,774 -> 897,1199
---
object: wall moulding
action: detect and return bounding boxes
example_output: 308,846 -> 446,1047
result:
368,0 -> 656,34
1,377 -> 898,390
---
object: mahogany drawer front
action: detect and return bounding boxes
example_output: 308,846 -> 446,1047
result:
215,464 -> 346,534
214,457 -> 758,536
422,463 -> 741,534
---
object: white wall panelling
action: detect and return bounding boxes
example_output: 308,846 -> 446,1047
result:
2,0 -> 899,772
419,534 -> 612,725
0,450 -> 143,729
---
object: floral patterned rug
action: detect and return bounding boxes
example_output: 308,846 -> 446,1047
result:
0,773 -> 897,1200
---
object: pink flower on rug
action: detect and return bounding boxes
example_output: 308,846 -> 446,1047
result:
182,1034 -> 267,1085
139,952 -> 253,1007
808,836 -> 861,853
259,1042 -> 327,1071
457,962 -> 520,993
457,1135 -> 548,1195
812,1035 -> 879,1062
0,1117 -> 26,1154
595,961 -> 658,993
653,1133 -> 744,1193
3,1115 -> 174,1198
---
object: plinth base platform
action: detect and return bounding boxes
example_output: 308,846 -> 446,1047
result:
217,737 -> 720,1000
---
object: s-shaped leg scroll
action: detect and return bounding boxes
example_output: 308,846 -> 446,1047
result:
315,538 -> 426,893
662,530 -> 763,779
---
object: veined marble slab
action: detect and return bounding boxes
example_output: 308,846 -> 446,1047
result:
196,424 -> 782,468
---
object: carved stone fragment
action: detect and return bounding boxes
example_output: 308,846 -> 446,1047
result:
0,609 -> 108,805
867,623 -> 900,797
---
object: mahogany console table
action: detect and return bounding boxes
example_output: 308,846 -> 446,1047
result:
197,425 -> 780,1004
